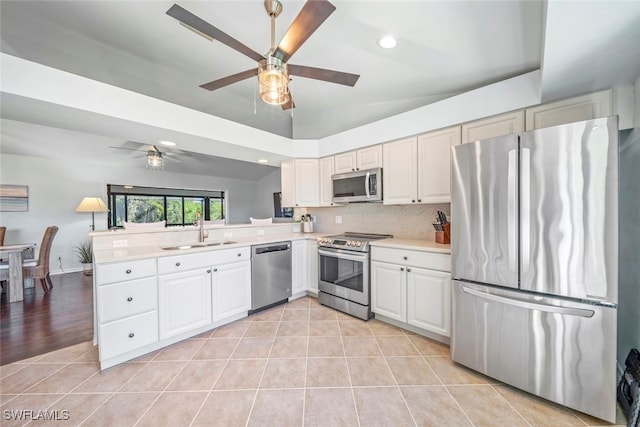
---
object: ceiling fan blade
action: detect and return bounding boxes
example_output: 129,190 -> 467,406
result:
273,0 -> 336,63
288,64 -> 359,87
200,68 -> 258,91
166,4 -> 264,63
281,93 -> 295,110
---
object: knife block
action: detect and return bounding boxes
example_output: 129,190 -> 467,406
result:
436,223 -> 450,244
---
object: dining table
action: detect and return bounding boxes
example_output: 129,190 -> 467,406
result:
0,243 -> 36,302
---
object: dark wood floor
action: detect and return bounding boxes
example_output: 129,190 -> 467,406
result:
1,272 -> 94,365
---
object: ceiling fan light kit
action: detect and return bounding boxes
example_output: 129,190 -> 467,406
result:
146,149 -> 163,169
167,0 -> 359,109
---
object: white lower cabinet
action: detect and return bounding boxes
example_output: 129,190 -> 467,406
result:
308,240 -> 319,294
371,247 -> 451,338
292,240 -> 308,295
212,260 -> 251,321
158,268 -> 212,340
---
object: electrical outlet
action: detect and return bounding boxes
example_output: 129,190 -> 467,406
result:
112,240 -> 128,248
335,215 -> 342,224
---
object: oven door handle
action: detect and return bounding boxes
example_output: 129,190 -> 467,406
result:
318,248 -> 368,262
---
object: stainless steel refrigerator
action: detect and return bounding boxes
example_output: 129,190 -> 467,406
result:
451,116 -> 618,423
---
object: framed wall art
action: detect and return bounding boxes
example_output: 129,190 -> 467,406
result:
0,184 -> 29,212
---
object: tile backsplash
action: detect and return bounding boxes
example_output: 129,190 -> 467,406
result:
307,203 -> 451,241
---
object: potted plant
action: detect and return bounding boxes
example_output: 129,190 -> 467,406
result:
75,240 -> 93,276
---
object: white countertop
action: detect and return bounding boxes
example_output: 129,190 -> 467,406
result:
94,232 -> 325,264
370,238 -> 451,254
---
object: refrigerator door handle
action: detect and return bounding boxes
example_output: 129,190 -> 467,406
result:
521,147 -> 531,273
461,286 -> 595,318
507,149 -> 517,273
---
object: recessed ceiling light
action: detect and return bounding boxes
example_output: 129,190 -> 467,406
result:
377,35 -> 397,49
258,159 -> 269,163
159,140 -> 176,146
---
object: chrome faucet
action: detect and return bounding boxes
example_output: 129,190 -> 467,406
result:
196,212 -> 208,242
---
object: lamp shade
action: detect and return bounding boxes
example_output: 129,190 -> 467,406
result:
75,197 -> 108,213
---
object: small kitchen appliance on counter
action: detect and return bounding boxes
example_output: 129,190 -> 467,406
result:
317,232 -> 392,320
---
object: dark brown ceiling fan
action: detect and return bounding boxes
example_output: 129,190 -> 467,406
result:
166,0 -> 360,110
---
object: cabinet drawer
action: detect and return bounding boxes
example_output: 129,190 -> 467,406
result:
157,247 -> 250,275
371,247 -> 450,272
96,258 -> 156,285
97,277 -> 158,323
99,311 -> 158,360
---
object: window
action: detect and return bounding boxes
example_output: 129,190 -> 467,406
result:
107,185 -> 225,228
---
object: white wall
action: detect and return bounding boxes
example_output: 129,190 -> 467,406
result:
0,153 -> 280,274
618,74 -> 640,365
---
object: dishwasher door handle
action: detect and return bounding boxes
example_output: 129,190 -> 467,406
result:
254,243 -> 291,255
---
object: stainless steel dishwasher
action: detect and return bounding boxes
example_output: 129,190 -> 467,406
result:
250,241 -> 292,313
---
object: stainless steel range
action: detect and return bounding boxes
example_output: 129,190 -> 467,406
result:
317,232 -> 392,320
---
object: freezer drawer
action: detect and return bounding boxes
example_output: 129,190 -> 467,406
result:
451,281 -> 617,423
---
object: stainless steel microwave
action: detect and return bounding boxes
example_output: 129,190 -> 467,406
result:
332,168 -> 382,203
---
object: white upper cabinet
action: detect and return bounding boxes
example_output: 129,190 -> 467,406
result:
461,110 -> 525,144
525,89 -> 612,130
383,137 -> 418,205
417,126 -> 461,204
334,145 -> 383,174
319,156 -> 335,207
294,159 -> 319,207
280,159 -> 295,208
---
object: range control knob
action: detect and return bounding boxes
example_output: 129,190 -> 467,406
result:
356,242 -> 362,247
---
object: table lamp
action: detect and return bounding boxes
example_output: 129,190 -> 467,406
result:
75,197 -> 108,231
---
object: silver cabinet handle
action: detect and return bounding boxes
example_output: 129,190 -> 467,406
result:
175,262 -> 181,267
125,269 -> 132,274
207,269 -> 211,273
403,256 -> 407,260
400,267 -> 404,272
237,253 -> 241,257
128,333 -> 134,338
407,268 -> 411,272
127,297 -> 133,302
213,268 -> 218,272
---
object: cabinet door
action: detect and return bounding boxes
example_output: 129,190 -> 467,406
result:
319,156 -> 335,206
371,261 -> 406,322
525,89 -> 612,130
307,240 -> 319,293
158,269 -> 212,340
294,158 -> 320,207
212,261 -> 251,321
357,145 -> 383,170
382,137 -> 418,205
334,151 -> 357,174
291,240 -> 308,295
417,126 -> 461,204
407,267 -> 450,337
281,159 -> 295,208
461,110 -> 524,144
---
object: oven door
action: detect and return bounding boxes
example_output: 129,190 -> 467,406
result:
318,248 -> 369,305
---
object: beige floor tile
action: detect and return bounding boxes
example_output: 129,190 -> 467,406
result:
353,386 -> 415,426
285,298 -> 311,310
342,336 -> 382,357
35,341 -> 95,363
0,394 -> 17,406
32,393 -> 112,427
191,329 -> 215,339
153,339 -> 205,361
304,388 -> 359,427
192,390 -> 255,427
269,336 -> 308,358
119,361 -> 186,392
426,357 -> 490,385
408,335 -> 450,357
247,389 -> 304,427
569,405 -> 627,426
282,309 -> 309,322
0,394 -> 64,427
308,320 -> 340,336
250,307 -> 284,322
386,357 -> 441,385
1,363 -> 66,394
244,321 -> 279,337
308,336 -> 344,357
25,362 -> 100,394
214,359 -> 266,390
376,336 -> 420,356
73,362 -> 145,393
339,320 -> 373,336
136,391 -> 208,427
260,358 -> 306,389
494,384 -> 587,426
166,360 -> 226,391
401,386 -> 473,427
277,321 -> 309,337
79,392 -> 158,427
231,337 -> 274,359
193,338 -> 239,359
306,358 -> 351,387
347,357 -> 396,386
72,346 -> 100,363
309,307 -> 338,321
211,320 -> 249,337
128,348 -> 162,362
0,363 -> 27,379
369,320 -> 408,336
448,384 -> 529,426
308,297 -> 323,309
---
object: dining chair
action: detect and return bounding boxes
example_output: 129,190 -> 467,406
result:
24,226 -> 59,293
0,226 -> 6,246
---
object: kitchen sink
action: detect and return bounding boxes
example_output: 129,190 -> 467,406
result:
161,241 -> 236,250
